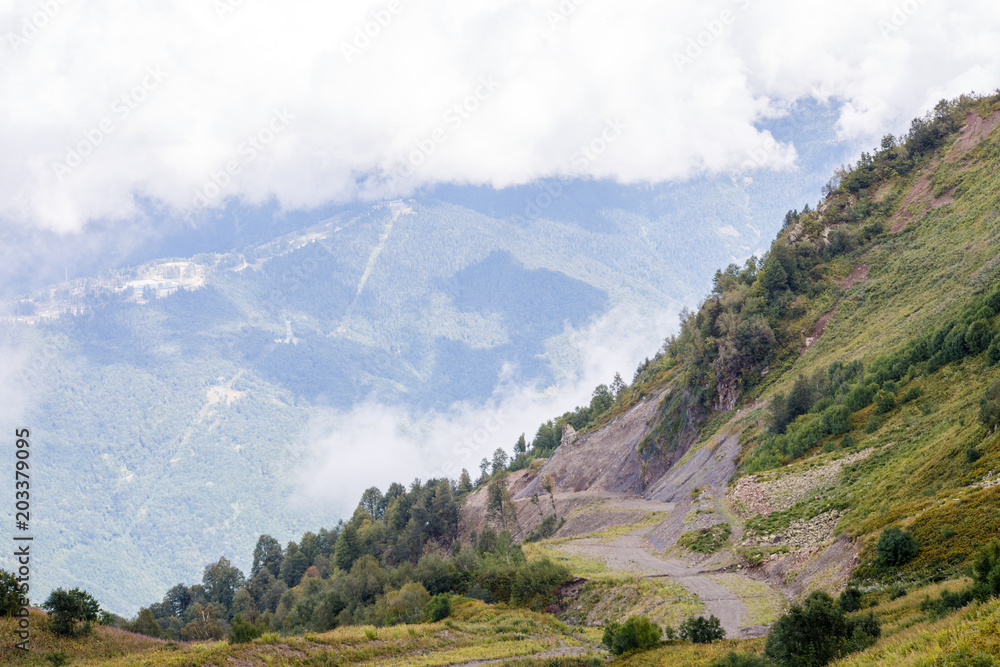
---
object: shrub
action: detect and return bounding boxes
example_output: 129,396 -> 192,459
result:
966,446 -> 983,464
989,338 -> 1000,365
425,594 -> 451,622
44,652 -> 70,667
764,591 -> 880,667
42,588 -> 101,636
523,514 -> 564,543
602,615 -> 662,655
0,570 -> 23,617
679,614 -> 725,644
890,586 -> 907,600
900,386 -> 922,404
228,614 -> 262,644
981,380 -> 1000,429
966,320 -> 993,355
840,433 -> 856,449
876,527 -> 918,568
865,414 -> 882,433
971,539 -> 1000,601
874,390 -> 896,415
678,524 -> 732,554
920,588 -> 974,619
838,587 -> 863,612
822,404 -> 852,436
709,653 -> 768,667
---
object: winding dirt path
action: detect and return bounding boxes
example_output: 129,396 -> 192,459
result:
556,526 -> 753,637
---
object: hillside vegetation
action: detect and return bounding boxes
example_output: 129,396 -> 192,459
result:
7,92 -> 1000,665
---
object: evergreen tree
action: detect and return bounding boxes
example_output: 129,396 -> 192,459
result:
458,468 -> 474,494
251,535 -> 283,578
334,524 -> 361,572
202,557 -> 245,616
280,545 -> 310,587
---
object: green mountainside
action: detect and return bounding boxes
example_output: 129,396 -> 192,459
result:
7,92 -> 1000,666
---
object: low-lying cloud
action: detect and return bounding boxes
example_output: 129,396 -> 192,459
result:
2,1 -> 999,232
294,305 -> 674,515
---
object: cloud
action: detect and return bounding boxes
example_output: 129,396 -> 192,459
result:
293,304 -> 674,515
2,0 -> 999,231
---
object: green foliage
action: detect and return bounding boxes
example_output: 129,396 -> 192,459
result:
966,320 -> 993,355
42,588 -> 101,636
874,389 -> 896,415
425,594 -> 451,622
677,524 -> 732,554
989,338 -> 1000,365
602,615 -> 662,655
679,614 -> 725,643
708,654 -> 769,667
838,587 -> 863,612
0,570 -> 23,617
763,591 -> 880,667
43,652 -> 70,667
876,527 -> 918,568
523,514 -> 565,543
971,540 -> 1000,601
981,379 -> 1000,430
228,614 -> 262,643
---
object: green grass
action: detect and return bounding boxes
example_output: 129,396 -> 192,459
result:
677,524 -> 732,554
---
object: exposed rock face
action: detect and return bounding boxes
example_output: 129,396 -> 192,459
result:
561,424 -> 578,447
515,389 -> 670,498
713,369 -> 740,412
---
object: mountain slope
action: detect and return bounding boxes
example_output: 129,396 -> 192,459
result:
460,93 -> 1000,647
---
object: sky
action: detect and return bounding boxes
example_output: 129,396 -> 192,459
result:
2,0 -> 1000,234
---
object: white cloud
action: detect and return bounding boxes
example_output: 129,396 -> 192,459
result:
293,304 -> 674,514
2,0 -> 999,231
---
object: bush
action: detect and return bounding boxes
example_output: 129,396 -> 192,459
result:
709,653 -> 768,667
678,524 -> 732,554
920,588 -> 974,619
42,588 -> 101,636
966,320 -> 993,355
523,514 -> 564,543
0,570 -> 23,617
865,414 -> 882,434
228,614 -> 262,644
874,390 -> 896,415
602,615 -> 662,655
840,433 -> 856,449
44,652 -> 70,667
425,594 -> 451,622
981,380 -> 1000,429
679,614 -> 725,644
966,446 -> 983,464
876,527 -> 918,568
971,540 -> 1000,601
989,338 -> 1000,365
764,591 -> 880,667
838,587 -> 863,612
900,386 -> 922,404
821,404 -> 852,436
890,586 -> 907,600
